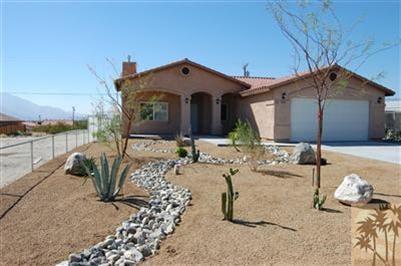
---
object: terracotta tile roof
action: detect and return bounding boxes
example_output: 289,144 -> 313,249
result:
115,59 -> 395,97
232,76 -> 276,90
235,65 -> 395,97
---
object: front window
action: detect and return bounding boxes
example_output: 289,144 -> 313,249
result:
140,102 -> 168,121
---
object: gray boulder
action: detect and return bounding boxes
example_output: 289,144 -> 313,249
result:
64,152 -> 86,175
290,143 -> 316,164
334,174 -> 374,206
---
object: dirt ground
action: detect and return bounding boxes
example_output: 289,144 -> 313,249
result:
1,139 -> 399,265
135,139 -> 400,266
0,142 -> 151,266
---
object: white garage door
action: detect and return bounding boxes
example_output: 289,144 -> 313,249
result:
290,98 -> 369,142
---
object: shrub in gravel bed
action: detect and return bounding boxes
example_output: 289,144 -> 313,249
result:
175,147 -> 188,158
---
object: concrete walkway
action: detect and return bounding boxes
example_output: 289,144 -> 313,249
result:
320,142 -> 401,165
197,137 -> 401,165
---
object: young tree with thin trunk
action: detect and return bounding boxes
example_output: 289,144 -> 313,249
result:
269,0 -> 397,192
88,58 -> 154,159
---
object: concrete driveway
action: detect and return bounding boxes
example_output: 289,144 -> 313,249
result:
320,142 -> 401,165
197,137 -> 400,165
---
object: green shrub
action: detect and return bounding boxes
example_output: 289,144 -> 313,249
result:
176,147 -> 188,158
32,120 -> 88,134
228,119 -> 260,152
84,153 -> 131,202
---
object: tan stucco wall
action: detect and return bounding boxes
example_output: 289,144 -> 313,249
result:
128,91 -> 181,135
122,64 -> 387,139
239,92 -> 275,139
124,63 -> 245,97
122,63 -> 246,135
270,75 -> 386,141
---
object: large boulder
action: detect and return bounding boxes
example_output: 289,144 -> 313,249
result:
334,174 -> 374,206
64,152 -> 86,175
290,142 -> 316,164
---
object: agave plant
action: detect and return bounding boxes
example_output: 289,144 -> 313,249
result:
84,153 -> 131,202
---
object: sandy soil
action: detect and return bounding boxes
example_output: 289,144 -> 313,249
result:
136,139 -> 400,265
1,139 -> 399,265
0,142 -> 150,266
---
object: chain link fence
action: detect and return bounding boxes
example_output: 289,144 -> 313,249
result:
0,128 -> 96,188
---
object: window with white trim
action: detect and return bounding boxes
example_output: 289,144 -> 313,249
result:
140,102 -> 168,121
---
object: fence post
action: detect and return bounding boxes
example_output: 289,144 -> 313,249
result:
30,140 -> 34,171
75,130 -> 78,148
66,132 -> 68,152
52,135 -> 55,159
82,129 -> 85,144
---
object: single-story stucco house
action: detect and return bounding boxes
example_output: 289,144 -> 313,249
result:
114,58 -> 395,142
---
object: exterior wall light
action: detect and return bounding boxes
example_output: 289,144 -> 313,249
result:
216,98 -> 220,104
281,92 -> 287,100
185,97 -> 189,104
377,97 -> 382,104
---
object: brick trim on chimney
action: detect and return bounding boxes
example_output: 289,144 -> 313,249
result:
122,62 -> 137,77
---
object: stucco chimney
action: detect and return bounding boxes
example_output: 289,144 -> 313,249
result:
122,56 -> 137,77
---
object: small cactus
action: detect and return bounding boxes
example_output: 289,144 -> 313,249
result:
313,188 -> 327,210
221,168 -> 239,221
189,129 -> 200,162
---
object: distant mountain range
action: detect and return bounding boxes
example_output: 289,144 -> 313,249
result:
1,93 -> 86,121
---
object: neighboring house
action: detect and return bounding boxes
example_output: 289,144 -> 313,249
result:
385,99 -> 401,131
115,58 -> 395,142
0,113 -> 25,135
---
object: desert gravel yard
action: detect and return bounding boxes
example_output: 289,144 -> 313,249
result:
0,142 -> 150,266
0,139 -> 399,265
134,140 -> 400,265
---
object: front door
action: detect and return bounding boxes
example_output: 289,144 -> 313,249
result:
190,103 -> 198,133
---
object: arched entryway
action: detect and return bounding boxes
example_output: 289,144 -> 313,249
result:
190,92 -> 212,134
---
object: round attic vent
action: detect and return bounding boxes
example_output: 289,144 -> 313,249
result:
181,67 -> 190,76
329,72 -> 337,81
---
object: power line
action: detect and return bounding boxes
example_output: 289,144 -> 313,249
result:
3,91 -> 107,96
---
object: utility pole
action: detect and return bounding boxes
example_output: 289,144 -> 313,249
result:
72,106 -> 75,128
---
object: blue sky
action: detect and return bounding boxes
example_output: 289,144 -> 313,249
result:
2,0 -> 400,115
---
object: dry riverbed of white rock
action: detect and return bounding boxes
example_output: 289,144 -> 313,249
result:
58,159 -> 191,266
59,142 -> 289,265
132,142 -> 290,165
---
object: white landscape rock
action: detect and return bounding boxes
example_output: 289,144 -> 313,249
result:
290,142 -> 316,164
63,159 -> 192,266
334,174 -> 374,206
64,152 -> 86,175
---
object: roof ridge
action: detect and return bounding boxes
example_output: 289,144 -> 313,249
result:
232,75 -> 275,79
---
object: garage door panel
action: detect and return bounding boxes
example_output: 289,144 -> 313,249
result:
290,98 -> 369,142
